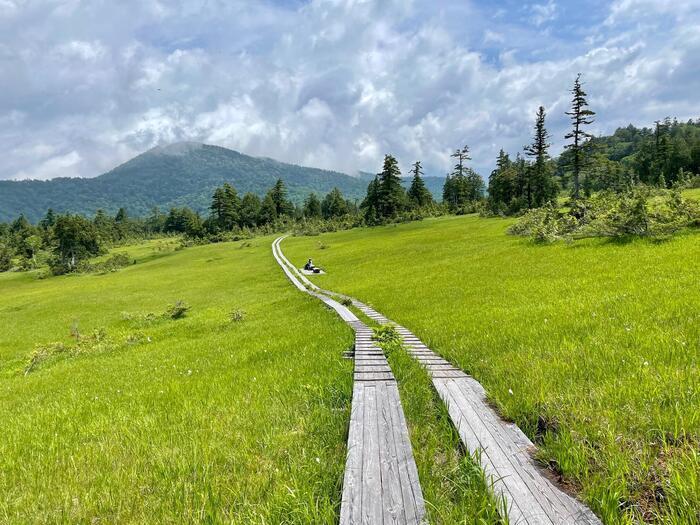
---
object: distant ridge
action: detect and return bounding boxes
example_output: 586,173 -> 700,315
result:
0,143 -> 444,222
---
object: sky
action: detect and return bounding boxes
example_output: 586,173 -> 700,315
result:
1,0 -> 699,181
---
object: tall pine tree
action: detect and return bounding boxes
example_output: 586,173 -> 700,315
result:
407,161 -> 433,208
377,154 -> 406,219
361,176 -> 381,223
303,193 -> 322,218
524,106 -> 557,207
268,179 -> 294,217
565,74 -> 595,199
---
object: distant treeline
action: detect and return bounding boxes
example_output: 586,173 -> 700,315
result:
2,74 -> 700,274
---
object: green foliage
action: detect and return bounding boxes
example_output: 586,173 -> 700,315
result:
509,188 -> 700,242
407,161 -> 434,208
565,73 -> 596,199
321,187 -> 350,219
77,252 -> 133,274
524,106 -> 559,207
443,146 -> 485,212
50,214 -> 101,273
377,154 -> 408,219
0,244 -> 13,272
507,203 -> 578,243
302,192 -> 322,218
164,300 -> 190,319
372,324 -> 401,344
228,309 -> 246,323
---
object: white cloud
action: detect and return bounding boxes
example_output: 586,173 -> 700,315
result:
531,0 -> 558,26
0,0 -> 698,183
13,151 -> 82,180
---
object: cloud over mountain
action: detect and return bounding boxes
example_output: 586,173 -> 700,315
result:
1,0 -> 698,181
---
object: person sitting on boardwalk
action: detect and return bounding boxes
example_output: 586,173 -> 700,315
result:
304,258 -> 314,271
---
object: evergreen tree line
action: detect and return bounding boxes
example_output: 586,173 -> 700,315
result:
488,74 -> 700,215
0,179 -> 362,274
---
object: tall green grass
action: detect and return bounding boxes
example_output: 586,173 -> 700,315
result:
0,238 -> 353,523
284,215 -> 700,524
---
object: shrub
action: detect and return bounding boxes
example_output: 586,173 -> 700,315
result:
164,300 -> 190,319
507,203 -> 578,243
509,188 -> 700,242
24,328 -> 115,375
125,332 -> 151,345
229,309 -> 246,323
25,342 -> 68,375
76,252 -> 134,274
121,311 -> 158,325
340,298 -> 352,307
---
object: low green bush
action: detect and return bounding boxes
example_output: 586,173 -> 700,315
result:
164,300 -> 190,320
509,188 -> 700,242
229,309 -> 246,323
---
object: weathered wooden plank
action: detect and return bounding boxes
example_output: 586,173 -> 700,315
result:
355,372 -> 396,381
453,380 -> 599,523
361,384 -> 383,524
429,370 -> 469,379
340,383 -> 365,525
387,382 -> 426,524
435,378 -> 535,524
377,381 -> 407,524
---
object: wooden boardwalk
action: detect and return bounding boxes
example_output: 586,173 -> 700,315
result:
273,237 -> 602,525
272,238 -> 426,525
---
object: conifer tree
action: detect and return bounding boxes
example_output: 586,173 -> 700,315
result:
377,154 -> 406,219
269,179 -> 293,217
322,188 -> 349,219
303,193 -> 322,218
361,176 -> 381,223
258,193 -> 278,225
524,106 -> 557,207
221,183 -> 241,228
39,209 -> 56,230
210,187 -> 227,228
565,74 -> 595,199
451,146 -> 471,178
239,193 -> 262,227
443,145 -> 484,212
488,150 -> 519,212
407,161 -> 433,207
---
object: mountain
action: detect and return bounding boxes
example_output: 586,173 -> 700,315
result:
0,143 -> 446,222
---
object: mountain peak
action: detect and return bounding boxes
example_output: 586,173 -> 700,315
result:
149,142 -> 206,157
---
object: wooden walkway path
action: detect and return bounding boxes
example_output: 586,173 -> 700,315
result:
272,237 -> 426,525
274,237 -> 602,525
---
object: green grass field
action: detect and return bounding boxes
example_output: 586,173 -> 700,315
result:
284,215 -> 700,524
2,213 -> 698,524
0,238 -> 354,523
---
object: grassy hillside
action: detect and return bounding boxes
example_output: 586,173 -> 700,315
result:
284,215 -> 700,523
0,238 -> 354,523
